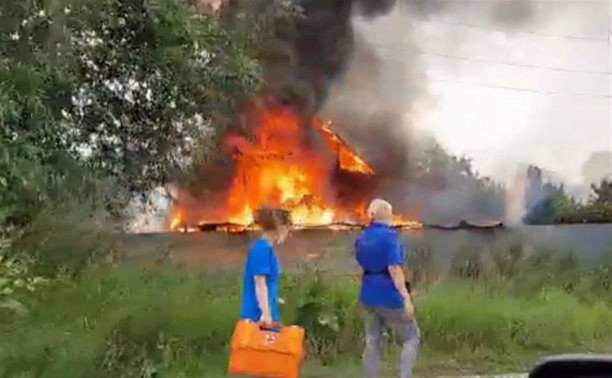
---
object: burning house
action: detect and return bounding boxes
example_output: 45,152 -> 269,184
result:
166,0 -> 421,232
165,0 -> 511,233
169,97 -> 421,232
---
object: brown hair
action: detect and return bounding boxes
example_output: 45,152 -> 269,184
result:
255,207 -> 291,231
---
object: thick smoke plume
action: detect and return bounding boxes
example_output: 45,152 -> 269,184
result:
316,1 -> 535,223
172,0 -> 543,226
261,0 -> 398,116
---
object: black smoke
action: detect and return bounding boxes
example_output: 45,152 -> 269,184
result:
258,0 -> 536,223
261,0 -> 398,117
180,0 -> 539,225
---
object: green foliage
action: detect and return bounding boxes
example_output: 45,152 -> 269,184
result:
538,196 -> 612,224
489,239 -> 528,279
450,243 -> 483,280
405,241 -> 435,288
98,315 -> 172,378
523,166 -> 612,224
0,246 -> 608,376
221,0 -> 304,49
419,283 -> 612,355
0,266 -> 242,377
591,179 -> 612,206
283,268 -> 362,365
413,143 -> 507,221
1,257 -> 612,377
0,242 -> 50,319
0,0 -> 277,277
1,0 -> 263,191
12,198 -> 122,276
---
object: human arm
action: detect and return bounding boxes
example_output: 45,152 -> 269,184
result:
388,265 -> 414,320
249,241 -> 273,325
254,275 -> 272,325
387,235 -> 415,320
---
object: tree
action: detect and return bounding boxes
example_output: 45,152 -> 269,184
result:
521,166 -> 612,225
0,0 -> 275,235
521,165 -> 577,225
4,0 -> 265,188
591,179 -> 612,206
407,143 -> 506,223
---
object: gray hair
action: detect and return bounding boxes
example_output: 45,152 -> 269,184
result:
367,198 -> 393,223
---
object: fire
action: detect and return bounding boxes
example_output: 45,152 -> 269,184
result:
167,100 -> 422,231
170,211 -> 183,231
315,120 -> 375,175
393,214 -> 423,229
224,107 -> 345,226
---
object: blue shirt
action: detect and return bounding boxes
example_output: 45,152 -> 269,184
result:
240,238 -> 281,322
355,222 -> 405,309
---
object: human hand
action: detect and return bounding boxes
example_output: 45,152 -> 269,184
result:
259,312 -> 273,327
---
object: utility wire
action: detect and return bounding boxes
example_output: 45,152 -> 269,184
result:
379,71 -> 612,98
412,18 -> 609,42
369,43 -> 612,76
424,75 -> 612,99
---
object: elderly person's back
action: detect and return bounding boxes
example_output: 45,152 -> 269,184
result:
355,199 -> 420,378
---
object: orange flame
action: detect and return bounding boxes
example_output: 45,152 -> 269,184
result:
170,211 -> 183,231
167,102 -> 421,230
224,107 -> 343,226
315,120 -> 375,175
393,214 -> 423,229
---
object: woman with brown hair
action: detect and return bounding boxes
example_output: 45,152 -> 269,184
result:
240,207 -> 290,326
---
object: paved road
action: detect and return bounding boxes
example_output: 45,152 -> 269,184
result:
436,375 -> 527,378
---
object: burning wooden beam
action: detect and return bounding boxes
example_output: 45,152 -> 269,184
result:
315,120 -> 375,175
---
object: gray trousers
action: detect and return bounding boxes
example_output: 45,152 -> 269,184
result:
363,306 -> 420,378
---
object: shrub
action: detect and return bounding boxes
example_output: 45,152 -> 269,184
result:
406,241 -> 436,288
450,243 -> 483,280
284,268 -> 362,365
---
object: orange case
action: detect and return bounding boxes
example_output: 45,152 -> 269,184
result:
228,320 -> 306,378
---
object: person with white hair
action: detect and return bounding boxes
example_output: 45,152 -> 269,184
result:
355,198 -> 420,378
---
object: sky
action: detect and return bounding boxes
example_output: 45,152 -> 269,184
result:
351,0 -> 611,197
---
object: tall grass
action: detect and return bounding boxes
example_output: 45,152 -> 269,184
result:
1,246 -> 612,377
0,267 -> 242,377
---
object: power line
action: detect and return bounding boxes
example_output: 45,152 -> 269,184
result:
382,71 -> 611,98
369,43 -> 612,76
424,75 -> 612,99
412,18 -> 609,42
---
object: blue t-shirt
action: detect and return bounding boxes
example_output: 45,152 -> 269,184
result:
355,222 -> 405,309
240,238 -> 281,322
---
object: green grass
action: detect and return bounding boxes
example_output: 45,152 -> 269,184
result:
1,256 -> 612,377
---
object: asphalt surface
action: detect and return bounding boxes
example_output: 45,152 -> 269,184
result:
436,375 -> 526,378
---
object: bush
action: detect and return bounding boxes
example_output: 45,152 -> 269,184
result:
406,241 -> 436,288
283,268 -> 363,365
489,239 -> 529,279
97,315 -> 171,378
450,243 -> 483,280
2,255 -> 612,377
0,241 -> 51,320
9,200 -> 122,277
0,0 -> 278,282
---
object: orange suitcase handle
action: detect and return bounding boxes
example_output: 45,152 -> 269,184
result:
258,322 -> 283,332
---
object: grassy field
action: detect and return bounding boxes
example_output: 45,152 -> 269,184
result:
1,246 -> 612,378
